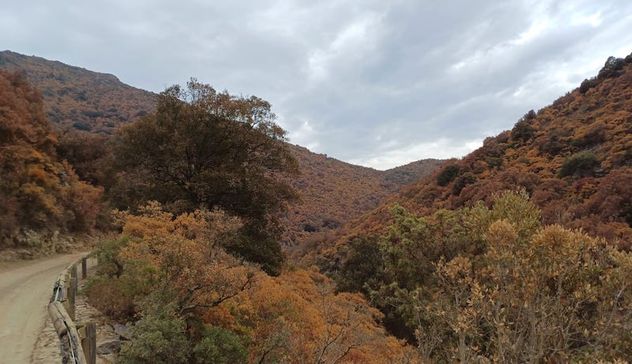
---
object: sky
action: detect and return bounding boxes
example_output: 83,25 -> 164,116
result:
2,0 -> 631,170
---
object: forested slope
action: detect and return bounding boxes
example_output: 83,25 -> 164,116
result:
0,50 -> 156,134
333,54 -> 632,251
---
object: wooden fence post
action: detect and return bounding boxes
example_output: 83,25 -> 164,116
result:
81,322 -> 97,364
68,265 -> 78,320
81,257 -> 88,280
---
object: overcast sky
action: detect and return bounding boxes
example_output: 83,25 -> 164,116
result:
2,0 -> 631,169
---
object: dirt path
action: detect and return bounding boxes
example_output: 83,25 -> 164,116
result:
0,253 -> 85,364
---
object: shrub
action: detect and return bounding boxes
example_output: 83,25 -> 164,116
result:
193,327 -> 247,364
579,77 -> 598,94
559,151 -> 601,177
452,172 -> 476,195
597,56 -> 625,79
436,165 -> 460,186
119,298 -> 191,364
511,110 -> 536,142
571,124 -> 606,149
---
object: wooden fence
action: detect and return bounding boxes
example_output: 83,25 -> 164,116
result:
48,255 -> 96,364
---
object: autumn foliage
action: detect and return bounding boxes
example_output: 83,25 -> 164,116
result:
87,204 -> 417,363
0,71 -> 102,247
335,191 -> 632,362
0,50 -> 156,135
282,145 -> 441,249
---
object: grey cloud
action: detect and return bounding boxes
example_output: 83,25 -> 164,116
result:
2,0 -> 631,169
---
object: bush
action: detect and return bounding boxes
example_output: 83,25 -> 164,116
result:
436,165 -> 460,186
193,326 -> 247,364
452,172 -> 477,195
511,110 -> 537,142
119,299 -> 191,364
559,151 -> 601,177
571,124 -> 606,149
597,56 -> 625,79
337,192 -> 632,362
579,77 -> 598,94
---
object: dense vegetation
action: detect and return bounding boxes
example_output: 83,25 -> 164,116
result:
86,204 -> 417,363
1,51 -> 442,252
0,71 -> 102,248
2,49 -> 632,363
335,191 -> 632,362
0,50 -> 156,134
284,145 -> 441,250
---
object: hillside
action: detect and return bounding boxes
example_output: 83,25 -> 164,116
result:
0,50 -> 443,250
283,145 -> 442,247
0,50 -> 156,134
0,71 -> 102,249
330,53 -> 632,253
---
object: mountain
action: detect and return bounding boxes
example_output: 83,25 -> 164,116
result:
0,50 -> 156,134
330,53 -> 632,253
0,50 -> 443,250
283,145 -> 442,248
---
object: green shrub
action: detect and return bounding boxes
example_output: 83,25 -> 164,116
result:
193,326 -> 247,364
334,236 -> 383,294
119,298 -> 190,364
559,151 -> 601,177
436,165 -> 460,186
511,110 -> 536,142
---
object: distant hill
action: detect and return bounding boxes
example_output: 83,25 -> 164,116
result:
283,145 -> 442,248
328,53 -> 632,255
0,50 -> 156,134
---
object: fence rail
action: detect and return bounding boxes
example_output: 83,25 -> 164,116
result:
48,255 -> 96,364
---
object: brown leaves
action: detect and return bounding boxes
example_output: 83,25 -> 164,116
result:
0,71 -> 103,246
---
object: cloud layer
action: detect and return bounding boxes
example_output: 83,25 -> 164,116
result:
2,0 -> 631,169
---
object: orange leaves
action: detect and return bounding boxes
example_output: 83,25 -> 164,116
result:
94,202 -> 418,363
0,71 -> 103,245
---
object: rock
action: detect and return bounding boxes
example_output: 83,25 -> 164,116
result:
113,323 -> 132,340
97,339 -> 121,355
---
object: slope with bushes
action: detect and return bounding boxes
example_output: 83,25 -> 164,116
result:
0,71 -> 103,249
283,144 -> 442,248
333,53 -> 632,251
0,50 -> 156,134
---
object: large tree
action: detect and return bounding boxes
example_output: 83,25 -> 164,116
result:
111,80 -> 298,274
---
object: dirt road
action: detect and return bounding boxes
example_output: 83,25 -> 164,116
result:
0,253 -> 84,364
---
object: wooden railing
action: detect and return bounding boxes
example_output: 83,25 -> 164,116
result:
48,255 -> 96,364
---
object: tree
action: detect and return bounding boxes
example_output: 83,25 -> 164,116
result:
111,80 -> 298,273
436,165 -> 460,186
559,151 -> 601,177
511,110 -> 536,142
